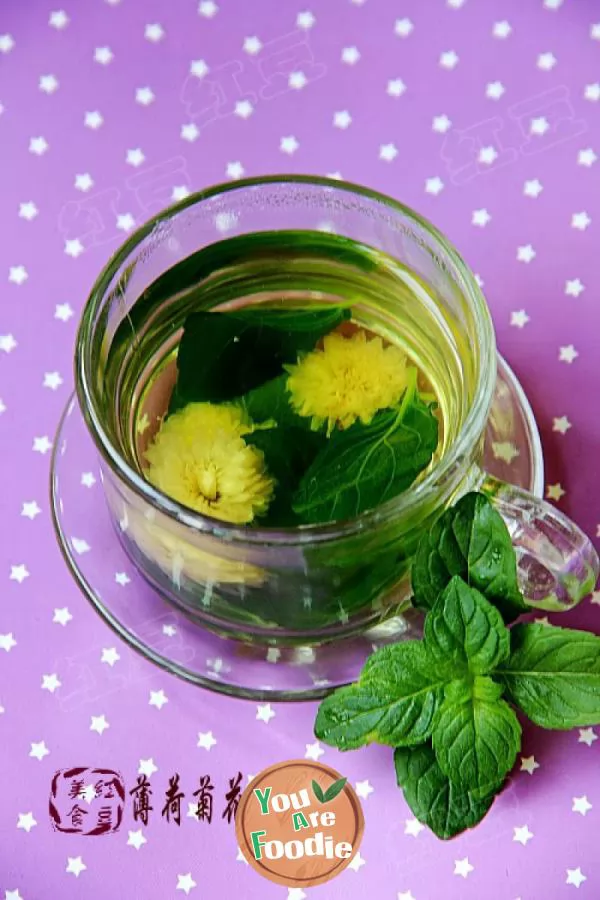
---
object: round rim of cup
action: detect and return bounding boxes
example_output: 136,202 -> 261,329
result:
75,174 -> 496,547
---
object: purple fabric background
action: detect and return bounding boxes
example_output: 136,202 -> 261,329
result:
2,1 -> 600,897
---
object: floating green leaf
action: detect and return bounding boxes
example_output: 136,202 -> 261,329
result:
292,392 -> 439,524
170,306 -> 350,413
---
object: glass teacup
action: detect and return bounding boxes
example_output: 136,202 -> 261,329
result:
75,176 -> 599,647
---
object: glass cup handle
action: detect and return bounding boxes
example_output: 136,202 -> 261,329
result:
480,474 -> 599,612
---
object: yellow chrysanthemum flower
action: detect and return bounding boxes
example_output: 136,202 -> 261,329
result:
125,507 -> 265,588
285,329 -> 409,433
143,403 -> 274,524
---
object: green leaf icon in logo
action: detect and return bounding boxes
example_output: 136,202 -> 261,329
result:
312,777 -> 347,804
311,780 -> 325,803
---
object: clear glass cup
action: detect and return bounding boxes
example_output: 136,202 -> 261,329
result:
74,176 -> 599,647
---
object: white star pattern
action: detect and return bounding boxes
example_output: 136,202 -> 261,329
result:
547,483 -> 566,501
1,334 -> 17,353
197,731 -> 217,750
33,436 -> 52,453
17,812 -> 38,833
559,345 -> 578,364
0,633 -> 17,652
584,83 -> 600,102
39,74 -> 59,94
572,212 -> 591,231
395,18 -> 414,37
565,278 -> 585,297
126,148 -> 146,167
138,758 -> 158,777
472,208 -> 491,227
425,176 -> 444,195
486,81 -> 505,100
115,572 -> 130,585
49,10 -> 69,28
19,202 -> 38,221
517,244 -> 536,263
348,851 -> 366,872
90,714 -> 109,734
65,239 -> 84,258
530,117 -> 549,136
341,46 -> 360,65
572,796 -> 592,816
101,647 -> 120,666
440,50 -> 459,69
21,501 -> 41,520
296,11 -> 315,30
234,100 -> 253,119
198,1 -> 218,17
397,893 -> 416,900
553,415 -> 572,434
0,34 -> 15,53
355,780 -> 373,799
116,213 -> 136,232
53,607 -> 72,625
537,52 -> 557,70
493,20 -> 512,38
66,857 -> 86,877
289,72 -> 308,90
145,24 -> 165,42
75,173 -> 94,192
479,146 -> 498,165
30,740 -> 49,761
243,37 -> 262,56
523,178 -> 543,198
29,136 -> 49,155
334,110 -> 352,129
149,689 -> 168,709
280,136 -> 299,155
9,265 -> 28,285
10,564 -> 29,583
513,825 -> 534,845
578,148 -> 597,167
566,868 -> 587,888
404,818 -> 425,837
379,143 -> 398,162
41,673 -> 61,693
305,741 -> 324,760
172,185 -> 190,201
94,46 -> 113,65
578,728 -> 597,746
226,161 -> 244,179
181,124 -> 200,143
176,873 -> 197,895
136,87 -> 155,106
256,703 -> 275,723
190,60 -> 209,79
432,114 -> 452,133
387,79 -> 406,97
127,829 -> 147,849
43,372 -> 63,390
454,858 -> 474,878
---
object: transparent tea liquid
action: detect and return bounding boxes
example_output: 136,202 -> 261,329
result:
103,230 -> 478,641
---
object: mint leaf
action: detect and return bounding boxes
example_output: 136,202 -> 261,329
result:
499,623 -> 600,729
314,643 -> 446,750
237,374 -> 316,431
244,426 -> 325,526
394,743 -> 500,840
431,678 -> 521,794
412,491 -> 527,622
171,307 -> 349,412
323,777 -> 347,803
292,394 -> 439,524
312,780 -> 325,803
424,576 -> 510,675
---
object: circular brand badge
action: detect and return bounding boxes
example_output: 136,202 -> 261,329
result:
235,759 -> 364,888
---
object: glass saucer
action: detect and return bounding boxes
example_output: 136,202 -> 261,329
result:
50,355 -> 544,702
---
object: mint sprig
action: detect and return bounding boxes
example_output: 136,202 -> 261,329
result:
313,490 -> 600,839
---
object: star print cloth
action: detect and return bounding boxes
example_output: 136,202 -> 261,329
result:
1,0 -> 600,898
